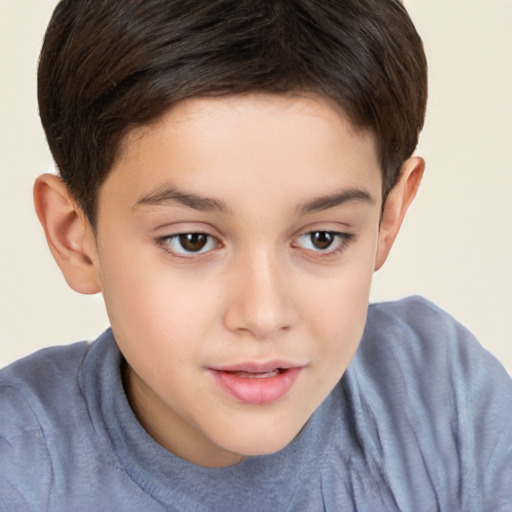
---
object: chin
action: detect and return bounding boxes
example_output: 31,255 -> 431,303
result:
218,419 -> 305,459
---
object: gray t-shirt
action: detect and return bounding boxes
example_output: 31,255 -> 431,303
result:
1,297 -> 511,511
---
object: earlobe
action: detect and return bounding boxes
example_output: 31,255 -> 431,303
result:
33,173 -> 101,294
374,156 -> 424,271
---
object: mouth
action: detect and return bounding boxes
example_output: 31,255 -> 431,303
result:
224,368 -> 284,379
208,363 -> 303,405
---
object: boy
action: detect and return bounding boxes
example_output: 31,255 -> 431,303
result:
1,0 -> 511,510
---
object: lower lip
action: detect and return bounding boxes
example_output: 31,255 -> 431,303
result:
209,367 -> 302,405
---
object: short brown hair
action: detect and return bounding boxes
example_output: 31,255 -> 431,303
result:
38,0 -> 427,225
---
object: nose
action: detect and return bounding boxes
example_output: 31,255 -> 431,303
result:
223,251 -> 298,339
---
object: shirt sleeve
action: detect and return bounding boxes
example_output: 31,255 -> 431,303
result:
458,324 -> 512,511
406,298 -> 512,510
354,297 -> 512,511
0,384 -> 52,512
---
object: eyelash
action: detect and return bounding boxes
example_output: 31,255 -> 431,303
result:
156,230 -> 355,260
293,231 -> 354,258
157,232 -> 220,259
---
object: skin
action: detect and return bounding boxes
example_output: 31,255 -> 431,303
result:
34,94 -> 423,468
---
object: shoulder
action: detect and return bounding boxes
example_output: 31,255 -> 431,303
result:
357,295 -> 512,425
1,341 -> 90,385
0,341 -> 92,425
344,296 -> 512,510
365,294 -> 470,348
361,295 -> 508,379
356,295 -> 512,424
0,340 -> 99,511
0,336 -> 119,442
1,341 -> 92,429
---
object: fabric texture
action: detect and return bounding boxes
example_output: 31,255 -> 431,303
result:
1,296 -> 511,511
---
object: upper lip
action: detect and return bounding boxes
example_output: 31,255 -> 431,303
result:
209,361 -> 305,373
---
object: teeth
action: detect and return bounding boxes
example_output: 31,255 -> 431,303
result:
229,369 -> 280,379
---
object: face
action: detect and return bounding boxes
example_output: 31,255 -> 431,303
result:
90,94 -> 385,467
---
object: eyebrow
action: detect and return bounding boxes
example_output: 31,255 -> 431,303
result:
133,186 -> 232,214
296,188 -> 375,215
133,184 -> 374,216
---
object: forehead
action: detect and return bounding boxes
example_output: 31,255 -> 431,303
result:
101,94 -> 381,214
120,93 -> 377,158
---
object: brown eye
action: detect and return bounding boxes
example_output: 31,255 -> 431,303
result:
178,233 -> 209,252
295,230 -> 353,254
310,231 -> 335,250
161,232 -> 218,256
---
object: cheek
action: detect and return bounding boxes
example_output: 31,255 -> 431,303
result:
315,282 -> 369,351
97,246 -> 221,358
302,251 -> 375,364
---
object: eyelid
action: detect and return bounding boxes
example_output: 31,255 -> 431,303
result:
293,230 -> 355,256
154,226 -> 355,261
157,231 -> 222,258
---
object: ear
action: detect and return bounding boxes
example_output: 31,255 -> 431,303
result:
374,156 -> 424,271
33,173 -> 101,294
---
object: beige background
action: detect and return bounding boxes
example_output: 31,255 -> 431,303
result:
1,0 -> 511,373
